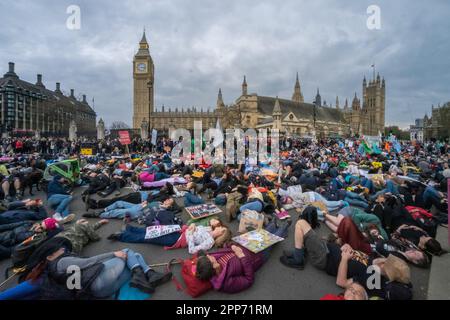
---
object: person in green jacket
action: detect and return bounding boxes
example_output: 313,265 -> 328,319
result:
324,207 -> 388,241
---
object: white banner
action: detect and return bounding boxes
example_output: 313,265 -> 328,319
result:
145,225 -> 181,239
151,129 -> 158,145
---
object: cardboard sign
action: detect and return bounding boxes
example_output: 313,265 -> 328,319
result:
119,131 -> 131,145
145,225 -> 181,239
80,148 -> 93,156
185,204 -> 222,220
232,229 -> 284,253
238,210 -> 264,233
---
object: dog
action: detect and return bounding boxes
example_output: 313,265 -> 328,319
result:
20,169 -> 43,196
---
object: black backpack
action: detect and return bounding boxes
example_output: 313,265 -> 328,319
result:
385,282 -> 413,300
11,233 -> 47,268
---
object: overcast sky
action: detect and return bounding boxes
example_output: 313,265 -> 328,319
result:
0,0 -> 449,129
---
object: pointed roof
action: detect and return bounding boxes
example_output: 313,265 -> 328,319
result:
217,88 -> 224,107
136,29 -> 150,56
140,28 -> 148,44
272,96 -> 282,115
295,72 -> 300,87
242,75 -> 247,85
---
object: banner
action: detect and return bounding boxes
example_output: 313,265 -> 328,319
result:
119,131 -> 131,145
145,225 -> 181,239
185,204 -> 222,220
151,129 -> 157,145
80,148 -> 93,155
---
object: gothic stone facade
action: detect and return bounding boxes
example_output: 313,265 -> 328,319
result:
132,31 -> 385,137
0,62 -> 96,137
423,102 -> 450,140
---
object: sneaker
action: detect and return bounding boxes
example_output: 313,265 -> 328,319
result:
52,212 -> 63,221
279,255 -> 305,270
60,214 -> 76,224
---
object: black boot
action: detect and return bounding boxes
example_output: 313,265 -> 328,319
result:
146,269 -> 172,289
84,194 -> 91,211
107,232 -> 122,241
130,267 -> 155,294
82,210 -> 102,218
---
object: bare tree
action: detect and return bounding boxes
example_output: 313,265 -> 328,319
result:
110,121 -> 130,130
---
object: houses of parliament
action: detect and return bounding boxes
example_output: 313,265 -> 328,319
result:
133,31 -> 386,138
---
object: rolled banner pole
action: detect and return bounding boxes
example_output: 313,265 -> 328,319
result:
149,261 -> 182,268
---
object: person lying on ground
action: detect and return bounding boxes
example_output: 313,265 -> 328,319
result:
4,240 -> 172,299
194,219 -> 290,294
83,198 -> 178,221
323,212 -> 373,255
0,217 -> 61,260
54,218 -> 109,255
46,175 -> 74,222
85,190 -> 149,210
279,210 -> 413,299
107,218 -> 231,254
0,199 -> 51,225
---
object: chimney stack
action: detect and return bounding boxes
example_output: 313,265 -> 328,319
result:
4,62 -> 18,78
37,74 -> 42,83
70,89 -> 75,97
82,95 -> 87,103
56,82 -> 61,92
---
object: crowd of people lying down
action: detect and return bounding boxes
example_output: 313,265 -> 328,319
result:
0,136 -> 448,300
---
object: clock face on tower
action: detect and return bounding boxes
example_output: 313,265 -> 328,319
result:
136,62 -> 147,73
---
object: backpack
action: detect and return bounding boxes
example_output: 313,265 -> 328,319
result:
405,206 -> 438,237
11,233 -> 47,268
169,257 -> 213,298
384,281 -> 413,300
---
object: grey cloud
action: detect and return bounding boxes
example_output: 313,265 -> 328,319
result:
0,0 -> 448,128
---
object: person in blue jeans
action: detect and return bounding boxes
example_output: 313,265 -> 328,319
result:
44,247 -> 172,298
107,224 -> 181,247
420,186 -> 447,212
369,179 -> 400,201
340,190 -> 369,209
46,175 -> 73,221
99,201 -> 148,220
0,199 -> 48,225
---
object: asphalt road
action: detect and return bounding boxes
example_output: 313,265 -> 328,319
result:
0,187 -> 430,300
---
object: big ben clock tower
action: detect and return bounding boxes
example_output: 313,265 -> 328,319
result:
133,30 -> 154,129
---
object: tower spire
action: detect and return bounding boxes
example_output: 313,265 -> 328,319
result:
242,75 -> 248,96
292,72 -> 304,103
217,88 -> 224,108
139,28 -> 149,50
